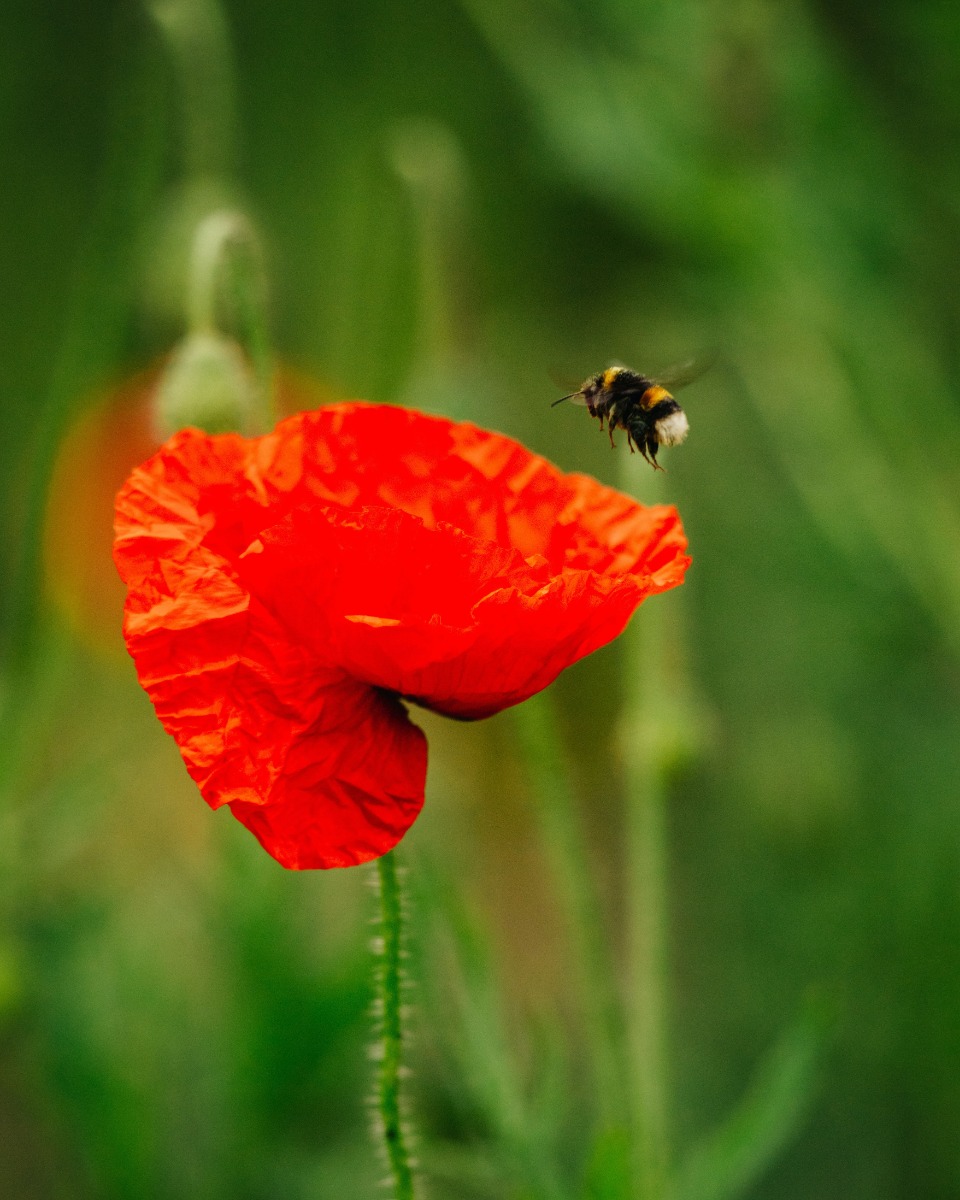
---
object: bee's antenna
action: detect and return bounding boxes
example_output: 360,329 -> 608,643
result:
551,392 -> 580,407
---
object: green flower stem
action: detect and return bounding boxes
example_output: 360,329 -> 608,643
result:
185,210 -> 276,428
512,692 -> 624,1129
373,851 -> 417,1200
620,465 -> 675,1200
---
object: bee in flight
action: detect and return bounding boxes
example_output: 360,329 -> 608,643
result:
551,359 -> 708,469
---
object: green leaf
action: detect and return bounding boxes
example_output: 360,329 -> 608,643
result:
670,999 -> 831,1200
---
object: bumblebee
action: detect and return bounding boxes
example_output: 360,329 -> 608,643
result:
551,362 -> 698,469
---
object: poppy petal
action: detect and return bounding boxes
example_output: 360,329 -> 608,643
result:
115,402 -> 689,868
238,498 -> 686,718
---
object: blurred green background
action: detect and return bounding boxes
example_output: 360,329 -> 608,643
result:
2,0 -> 960,1196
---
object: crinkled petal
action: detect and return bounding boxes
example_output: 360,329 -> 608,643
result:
238,499 -> 686,718
116,454 -> 426,870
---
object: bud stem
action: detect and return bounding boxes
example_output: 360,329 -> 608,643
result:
185,210 -> 275,431
144,0 -> 238,179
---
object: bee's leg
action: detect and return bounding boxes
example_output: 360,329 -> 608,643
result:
633,435 -> 653,467
647,438 -> 664,471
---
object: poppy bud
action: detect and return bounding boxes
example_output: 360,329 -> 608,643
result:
153,330 -> 259,437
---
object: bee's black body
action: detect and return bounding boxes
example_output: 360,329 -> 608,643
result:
552,365 -> 690,470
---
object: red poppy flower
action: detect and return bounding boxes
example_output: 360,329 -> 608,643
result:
114,402 -> 689,869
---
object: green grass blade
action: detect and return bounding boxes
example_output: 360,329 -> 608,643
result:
670,1001 -> 829,1200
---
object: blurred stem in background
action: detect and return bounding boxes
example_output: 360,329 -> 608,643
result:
391,120 -> 475,383
512,693 -> 626,1134
390,118 -> 494,425
619,540 -> 672,1197
144,0 -> 238,179
619,462 -> 675,1200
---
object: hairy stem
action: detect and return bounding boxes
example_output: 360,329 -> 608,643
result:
373,851 -> 416,1200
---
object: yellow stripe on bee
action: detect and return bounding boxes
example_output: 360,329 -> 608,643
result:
602,367 -> 622,389
641,385 -> 672,409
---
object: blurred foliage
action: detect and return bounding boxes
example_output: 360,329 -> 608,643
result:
2,0 -> 960,1196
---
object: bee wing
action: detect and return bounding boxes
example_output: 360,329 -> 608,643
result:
547,367 -> 592,406
651,350 -> 719,392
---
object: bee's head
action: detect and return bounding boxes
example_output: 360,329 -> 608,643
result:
551,364 -> 631,408
579,366 -> 623,401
